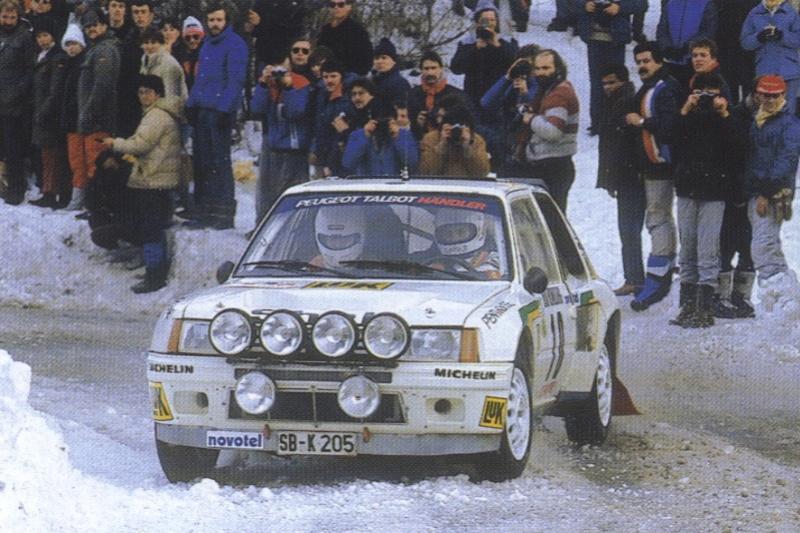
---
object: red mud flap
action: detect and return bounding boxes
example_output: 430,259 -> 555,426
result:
612,375 -> 641,415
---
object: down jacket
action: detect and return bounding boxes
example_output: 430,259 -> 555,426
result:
186,25 -> 248,115
140,49 -> 188,101
111,96 -> 183,190
77,33 -> 121,134
745,107 -> 800,198
342,127 -> 419,175
0,22 -> 36,116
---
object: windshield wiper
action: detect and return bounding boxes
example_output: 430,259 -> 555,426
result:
240,260 -> 357,278
340,259 -> 477,280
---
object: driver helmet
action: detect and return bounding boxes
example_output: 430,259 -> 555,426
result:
434,209 -> 487,256
315,207 -> 366,266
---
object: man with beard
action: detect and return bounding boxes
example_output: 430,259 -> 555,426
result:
184,3 -> 248,230
517,49 -> 579,212
0,0 -> 36,205
595,64 -> 644,297
317,0 -> 373,76
370,38 -> 409,106
407,51 -> 468,140
625,41 -> 681,311
744,74 -> 800,315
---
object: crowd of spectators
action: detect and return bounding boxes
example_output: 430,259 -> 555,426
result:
0,0 -> 797,319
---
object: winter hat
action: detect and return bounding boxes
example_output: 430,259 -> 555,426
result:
373,37 -> 397,61
756,74 -> 787,94
32,14 -> 65,42
80,9 -> 107,28
182,15 -> 205,37
472,0 -> 498,22
61,23 -> 86,49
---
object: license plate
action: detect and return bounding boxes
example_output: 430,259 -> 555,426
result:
276,431 -> 358,456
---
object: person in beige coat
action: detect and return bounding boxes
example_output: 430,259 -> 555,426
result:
419,105 -> 491,177
139,27 -> 188,101
102,74 -> 183,293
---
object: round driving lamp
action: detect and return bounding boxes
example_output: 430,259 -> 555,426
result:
234,371 -> 276,415
364,314 -> 409,360
337,375 -> 380,418
312,312 -> 356,358
209,310 -> 253,355
260,311 -> 304,356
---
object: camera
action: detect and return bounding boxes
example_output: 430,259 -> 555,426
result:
374,117 -> 391,140
476,21 -> 493,41
448,123 -> 464,145
696,91 -> 716,110
593,0 -> 612,9
271,67 -> 289,80
509,61 -> 532,80
516,104 -> 533,115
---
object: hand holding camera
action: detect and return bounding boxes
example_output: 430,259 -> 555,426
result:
507,59 -> 532,82
757,25 -> 783,43
475,20 -> 497,47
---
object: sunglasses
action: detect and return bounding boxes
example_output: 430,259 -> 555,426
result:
292,47 -> 310,54
328,1 -> 349,7
757,92 -> 783,99
184,34 -> 202,41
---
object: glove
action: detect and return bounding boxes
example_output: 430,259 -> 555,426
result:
757,27 -> 781,43
772,188 -> 793,222
773,28 -> 784,41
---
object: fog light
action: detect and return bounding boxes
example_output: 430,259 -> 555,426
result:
434,399 -> 452,414
234,372 -> 276,415
337,375 -> 380,418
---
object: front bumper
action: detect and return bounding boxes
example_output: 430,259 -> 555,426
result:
147,353 -> 513,455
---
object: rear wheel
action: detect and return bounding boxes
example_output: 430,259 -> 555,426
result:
474,359 -> 533,481
565,343 -> 612,445
156,438 -> 220,483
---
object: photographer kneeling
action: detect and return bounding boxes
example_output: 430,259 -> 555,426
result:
419,105 -> 490,177
342,104 -> 419,175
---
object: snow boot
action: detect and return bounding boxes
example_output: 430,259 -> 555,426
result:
690,284 -> 716,328
30,193 -> 57,208
713,271 -> 739,319
131,265 -> 167,293
669,283 -> 697,326
631,255 -> 674,312
731,271 -> 756,318
65,187 -> 86,211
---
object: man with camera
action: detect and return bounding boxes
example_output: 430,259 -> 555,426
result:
407,51 -> 469,140
419,105 -> 490,177
342,103 -> 419,175
574,0 -> 644,134
740,0 -> 800,113
250,61 -> 312,225
669,72 -> 743,328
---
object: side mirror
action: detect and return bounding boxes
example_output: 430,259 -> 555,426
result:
216,261 -> 235,284
523,266 -> 548,294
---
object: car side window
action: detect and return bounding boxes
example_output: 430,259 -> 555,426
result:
510,198 -> 560,282
534,193 -> 587,281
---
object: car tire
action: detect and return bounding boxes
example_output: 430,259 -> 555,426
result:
564,342 -> 613,446
156,438 -> 220,483
473,355 -> 533,482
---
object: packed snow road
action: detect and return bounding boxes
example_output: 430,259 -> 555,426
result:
2,305 -> 798,532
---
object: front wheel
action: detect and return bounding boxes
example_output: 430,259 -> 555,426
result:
156,438 -> 220,483
565,343 -> 613,445
473,363 -> 533,481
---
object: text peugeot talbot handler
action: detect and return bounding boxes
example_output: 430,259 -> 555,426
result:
147,177 -> 637,482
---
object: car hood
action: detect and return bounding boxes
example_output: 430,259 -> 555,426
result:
176,278 -> 510,326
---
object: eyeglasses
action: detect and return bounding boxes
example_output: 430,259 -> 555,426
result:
757,92 -> 783,99
328,1 -> 348,7
184,34 -> 202,41
292,47 -> 310,54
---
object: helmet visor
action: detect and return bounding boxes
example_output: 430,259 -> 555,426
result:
435,223 -> 477,246
319,232 -> 361,251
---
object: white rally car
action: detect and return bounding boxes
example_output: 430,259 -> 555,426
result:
147,177 -> 634,483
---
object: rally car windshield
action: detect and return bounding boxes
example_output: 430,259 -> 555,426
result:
237,192 -> 512,281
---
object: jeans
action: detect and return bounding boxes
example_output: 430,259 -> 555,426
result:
617,178 -> 646,286
677,197 -> 724,286
748,197 -> 789,280
192,108 -> 235,211
256,144 -> 309,223
586,41 -> 625,130
644,178 -> 677,257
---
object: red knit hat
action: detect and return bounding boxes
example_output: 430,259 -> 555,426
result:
756,75 -> 787,94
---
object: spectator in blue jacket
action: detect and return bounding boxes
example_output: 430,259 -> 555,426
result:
184,3 -> 248,230
251,62 -> 312,225
656,0 -> 718,88
310,59 -> 355,177
342,105 -> 419,175
740,0 -> 800,113
746,75 -> 800,308
574,0 -> 644,134
370,38 -> 410,106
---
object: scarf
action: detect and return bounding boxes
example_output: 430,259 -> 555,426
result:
422,78 -> 447,110
764,0 -> 782,11
755,98 -> 786,127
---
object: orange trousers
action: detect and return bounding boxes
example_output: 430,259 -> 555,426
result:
40,146 -> 70,195
66,131 -> 109,189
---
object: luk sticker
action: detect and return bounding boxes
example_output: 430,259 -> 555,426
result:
579,290 -> 598,306
150,382 -> 173,421
303,281 -> 393,290
518,300 -> 542,327
480,396 -> 507,429
206,431 -> 264,450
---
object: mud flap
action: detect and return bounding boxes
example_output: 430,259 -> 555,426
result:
612,375 -> 641,415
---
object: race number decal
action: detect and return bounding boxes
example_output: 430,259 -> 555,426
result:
479,396 -> 507,429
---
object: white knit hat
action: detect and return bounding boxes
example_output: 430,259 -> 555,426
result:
61,24 -> 86,50
182,15 -> 205,37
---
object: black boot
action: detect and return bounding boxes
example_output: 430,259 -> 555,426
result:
669,283 -> 697,327
131,264 -> 167,294
30,193 -> 57,208
689,284 -> 715,328
713,271 -> 739,319
208,201 -> 236,230
731,271 -> 756,318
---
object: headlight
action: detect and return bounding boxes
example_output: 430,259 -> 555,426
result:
234,371 -> 276,415
209,310 -> 253,355
337,375 -> 380,418
363,314 -> 409,360
407,329 -> 462,361
312,312 -> 356,358
260,311 -> 303,356
179,320 -> 216,354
